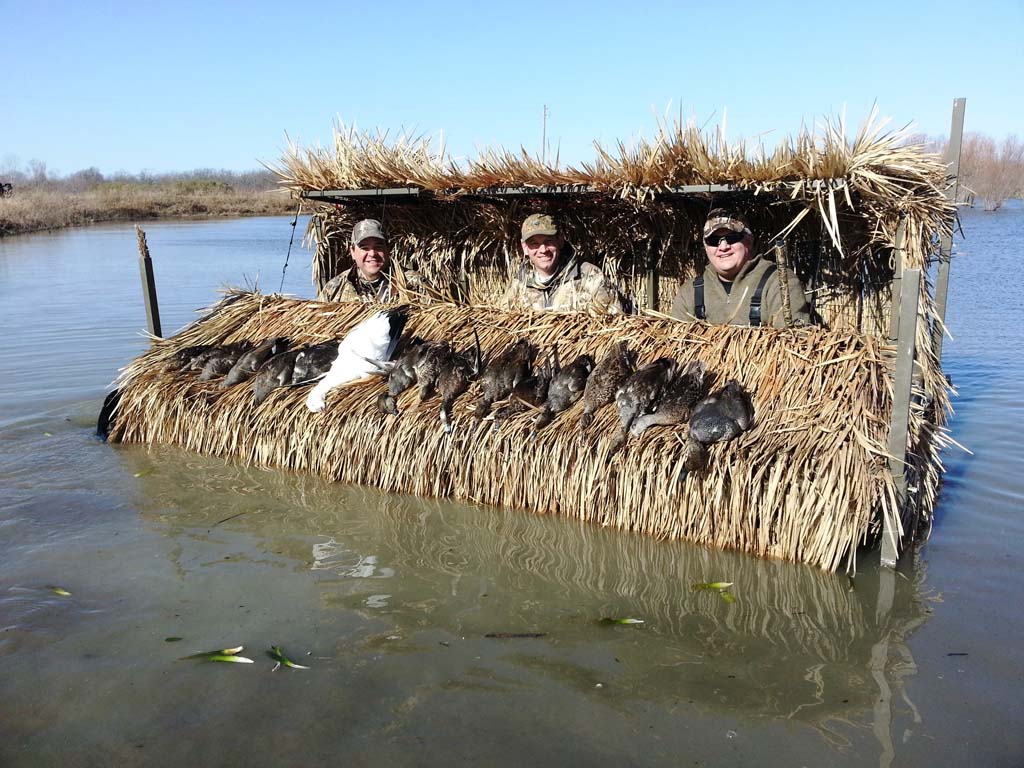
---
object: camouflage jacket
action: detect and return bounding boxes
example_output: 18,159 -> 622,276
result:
499,254 -> 625,315
669,255 -> 811,328
318,266 -> 428,303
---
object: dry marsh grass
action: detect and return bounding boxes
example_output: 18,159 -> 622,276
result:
0,186 -> 296,236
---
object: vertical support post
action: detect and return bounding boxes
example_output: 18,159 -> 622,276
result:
883,266 -> 921,568
931,97 -> 967,364
773,238 -> 793,326
643,262 -> 659,313
645,239 -> 660,312
135,225 -> 162,340
887,222 -> 906,343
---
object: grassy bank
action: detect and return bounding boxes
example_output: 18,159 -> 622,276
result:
0,185 -> 297,236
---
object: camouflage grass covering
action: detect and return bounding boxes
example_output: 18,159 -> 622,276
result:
108,292 -> 954,572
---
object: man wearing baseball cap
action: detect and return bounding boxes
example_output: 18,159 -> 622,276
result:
669,208 -> 810,327
500,213 -> 625,314
318,219 -> 427,302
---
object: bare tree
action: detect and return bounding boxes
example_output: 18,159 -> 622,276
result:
920,132 -> 1024,211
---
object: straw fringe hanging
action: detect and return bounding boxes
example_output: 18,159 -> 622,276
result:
107,292 -> 932,573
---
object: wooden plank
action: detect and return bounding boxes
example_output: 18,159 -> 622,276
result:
136,226 -> 162,340
882,267 -> 921,567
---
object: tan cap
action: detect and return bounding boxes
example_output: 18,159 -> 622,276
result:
521,213 -> 559,241
351,219 -> 386,246
703,209 -> 751,238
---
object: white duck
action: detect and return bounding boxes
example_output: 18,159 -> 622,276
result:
306,307 -> 408,413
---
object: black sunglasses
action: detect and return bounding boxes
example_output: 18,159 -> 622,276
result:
704,232 -> 746,247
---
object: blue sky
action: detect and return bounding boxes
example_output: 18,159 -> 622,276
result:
2,0 -> 1021,176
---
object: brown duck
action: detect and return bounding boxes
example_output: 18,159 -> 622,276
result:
628,359 -> 708,438
580,341 -> 636,430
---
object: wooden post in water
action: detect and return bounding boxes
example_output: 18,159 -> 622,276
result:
931,97 -> 967,364
883,245 -> 921,568
136,225 -> 162,340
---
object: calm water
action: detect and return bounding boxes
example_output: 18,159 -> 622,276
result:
1,212 -> 1021,767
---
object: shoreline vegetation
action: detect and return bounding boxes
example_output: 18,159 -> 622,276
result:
0,168 -> 296,237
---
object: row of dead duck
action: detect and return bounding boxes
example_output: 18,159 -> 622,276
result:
160,328 -> 754,472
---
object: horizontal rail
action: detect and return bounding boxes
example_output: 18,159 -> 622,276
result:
300,179 -> 848,203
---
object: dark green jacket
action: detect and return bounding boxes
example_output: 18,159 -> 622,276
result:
669,256 -> 811,328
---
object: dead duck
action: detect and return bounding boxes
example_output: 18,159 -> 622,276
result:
197,342 -> 254,381
488,354 -> 553,432
166,344 -> 217,372
307,307 -> 409,412
411,341 -> 454,402
687,379 -> 755,444
220,337 -> 289,389
629,359 -> 709,438
473,338 -> 535,419
615,358 -> 678,434
608,357 -> 678,453
292,342 -> 341,384
679,380 -> 755,474
250,341 -> 339,406
376,337 -> 430,416
535,349 -> 594,430
580,341 -> 636,430
436,330 -> 483,433
252,348 -> 301,406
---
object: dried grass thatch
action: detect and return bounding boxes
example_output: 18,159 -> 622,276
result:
270,110 -> 955,335
108,292 -> 951,572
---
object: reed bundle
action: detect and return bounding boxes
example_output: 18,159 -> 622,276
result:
108,291 -> 946,572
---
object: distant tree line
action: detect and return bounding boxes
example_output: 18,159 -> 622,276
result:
918,132 -> 1023,211
0,157 -> 280,195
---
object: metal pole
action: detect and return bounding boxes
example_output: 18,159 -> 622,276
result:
931,97 -> 967,364
883,266 -> 921,568
136,225 -> 162,340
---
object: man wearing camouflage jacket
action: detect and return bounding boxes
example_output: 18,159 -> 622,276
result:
500,214 -> 625,314
318,219 -> 427,302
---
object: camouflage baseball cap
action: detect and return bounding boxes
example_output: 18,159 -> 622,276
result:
521,213 -> 559,240
703,209 -> 752,238
351,219 -> 386,246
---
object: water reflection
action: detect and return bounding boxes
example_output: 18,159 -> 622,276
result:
122,443 -> 929,753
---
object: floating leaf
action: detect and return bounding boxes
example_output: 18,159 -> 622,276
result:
691,582 -> 734,592
268,645 -> 310,669
207,654 -> 254,664
164,637 -> 183,642
46,585 -> 71,597
597,618 -> 644,626
181,645 -> 245,660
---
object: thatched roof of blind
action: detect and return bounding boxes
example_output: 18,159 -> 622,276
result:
269,109 -> 957,339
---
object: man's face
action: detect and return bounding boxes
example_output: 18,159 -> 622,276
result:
704,229 -> 753,280
351,237 -> 388,279
523,233 -> 564,278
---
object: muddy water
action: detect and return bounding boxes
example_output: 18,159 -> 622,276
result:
0,212 -> 1021,766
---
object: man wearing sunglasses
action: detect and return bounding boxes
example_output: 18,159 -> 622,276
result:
500,213 -> 625,314
669,208 -> 810,327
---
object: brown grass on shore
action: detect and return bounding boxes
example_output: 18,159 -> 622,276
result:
0,186 -> 297,237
